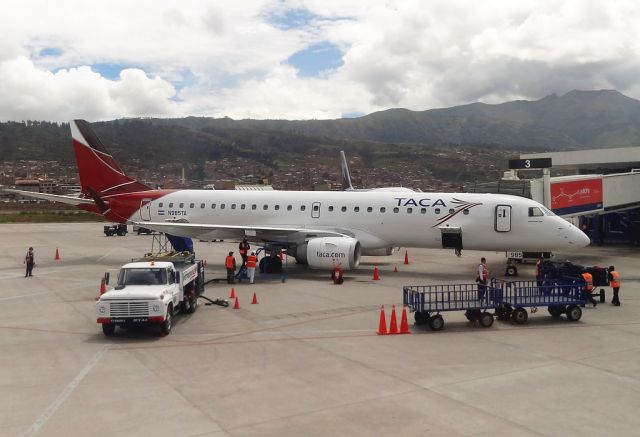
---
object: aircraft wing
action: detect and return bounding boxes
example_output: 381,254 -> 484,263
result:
133,220 -> 351,243
2,188 -> 95,206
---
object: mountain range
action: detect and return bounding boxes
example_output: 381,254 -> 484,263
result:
1,90 -> 639,169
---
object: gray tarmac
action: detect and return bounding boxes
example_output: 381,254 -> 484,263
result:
1,222 -> 639,437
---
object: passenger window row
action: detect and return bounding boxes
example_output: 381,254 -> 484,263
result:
156,201 -> 471,216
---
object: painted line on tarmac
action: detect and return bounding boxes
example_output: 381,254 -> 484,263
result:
0,291 -> 49,301
23,345 -> 110,437
95,248 -> 117,262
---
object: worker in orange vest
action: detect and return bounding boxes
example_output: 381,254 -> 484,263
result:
246,251 -> 257,284
608,266 -> 621,306
581,271 -> 597,307
476,257 -> 489,300
238,238 -> 250,269
225,251 -> 236,284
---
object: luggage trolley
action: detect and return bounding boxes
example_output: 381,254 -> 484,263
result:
403,283 -> 502,331
492,277 -> 587,324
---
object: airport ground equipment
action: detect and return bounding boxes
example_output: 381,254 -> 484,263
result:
403,283 -> 502,331
492,278 -> 587,324
96,252 -> 204,336
538,260 -> 608,302
103,223 -> 127,236
504,251 -> 553,276
132,225 -> 154,235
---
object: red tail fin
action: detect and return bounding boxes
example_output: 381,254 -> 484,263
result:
71,120 -> 151,198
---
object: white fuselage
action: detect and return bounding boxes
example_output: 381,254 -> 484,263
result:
133,190 -> 589,252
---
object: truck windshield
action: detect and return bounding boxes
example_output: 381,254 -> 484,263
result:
117,268 -> 167,286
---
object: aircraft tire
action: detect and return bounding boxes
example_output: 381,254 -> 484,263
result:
160,306 -> 173,336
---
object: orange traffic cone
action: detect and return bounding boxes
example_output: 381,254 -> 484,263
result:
389,305 -> 399,334
404,250 -> 409,265
233,296 -> 240,309
251,292 -> 258,304
372,266 -> 380,280
96,278 -> 108,300
54,247 -> 61,260
377,305 -> 387,335
229,287 -> 236,299
399,306 -> 411,334
393,265 -> 398,273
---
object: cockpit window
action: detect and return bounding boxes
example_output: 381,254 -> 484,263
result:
541,207 -> 555,216
528,207 -> 544,217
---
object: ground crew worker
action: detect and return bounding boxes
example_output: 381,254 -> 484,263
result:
24,247 -> 35,277
608,266 -> 621,306
239,238 -> 250,269
225,251 -> 236,284
582,270 -> 597,307
331,265 -> 344,284
246,251 -> 257,284
535,258 -> 543,286
476,257 -> 489,300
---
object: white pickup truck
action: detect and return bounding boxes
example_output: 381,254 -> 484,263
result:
96,254 -> 204,336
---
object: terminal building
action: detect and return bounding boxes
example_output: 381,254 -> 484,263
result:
471,147 -> 640,246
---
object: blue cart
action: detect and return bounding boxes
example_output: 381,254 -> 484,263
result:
492,278 -> 587,324
403,283 -> 503,331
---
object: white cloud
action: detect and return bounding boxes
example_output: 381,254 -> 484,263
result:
0,0 -> 640,121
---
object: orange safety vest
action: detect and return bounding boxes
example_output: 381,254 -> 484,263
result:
225,256 -> 235,269
582,272 -> 593,291
479,264 -> 489,281
610,271 -> 620,288
246,255 -> 257,269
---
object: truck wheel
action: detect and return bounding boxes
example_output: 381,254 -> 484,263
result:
566,305 -> 582,322
479,312 -> 494,328
414,311 -> 428,326
160,306 -> 173,335
102,323 -> 116,336
429,314 -> 444,331
511,308 -> 528,325
548,305 -> 565,318
187,294 -> 197,314
505,265 -> 518,276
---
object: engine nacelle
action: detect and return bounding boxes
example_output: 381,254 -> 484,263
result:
296,237 -> 361,270
361,247 -> 396,256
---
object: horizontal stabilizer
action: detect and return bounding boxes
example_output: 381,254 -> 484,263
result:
2,188 -> 96,206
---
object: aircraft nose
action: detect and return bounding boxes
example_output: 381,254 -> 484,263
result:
576,228 -> 591,247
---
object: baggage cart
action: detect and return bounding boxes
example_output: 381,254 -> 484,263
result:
403,283 -> 503,331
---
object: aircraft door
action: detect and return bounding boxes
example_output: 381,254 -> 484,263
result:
140,198 -> 152,221
495,205 -> 511,232
311,202 -> 321,219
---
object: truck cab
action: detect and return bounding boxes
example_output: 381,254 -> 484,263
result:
96,254 -> 204,336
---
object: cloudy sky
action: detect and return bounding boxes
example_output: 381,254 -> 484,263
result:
1,0 -> 639,122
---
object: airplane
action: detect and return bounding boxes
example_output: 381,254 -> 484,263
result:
4,119 -> 591,271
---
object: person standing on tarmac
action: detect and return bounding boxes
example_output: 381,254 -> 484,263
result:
238,238 -> 250,269
608,266 -> 621,306
476,257 -> 489,301
24,247 -> 35,277
225,251 -> 236,284
582,270 -> 597,307
246,251 -> 257,284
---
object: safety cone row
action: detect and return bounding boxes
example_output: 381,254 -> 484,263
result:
372,266 -> 380,280
233,296 -> 240,309
404,250 -> 409,265
251,292 -> 258,305
54,247 -> 61,261
376,305 -> 411,335
229,287 -> 236,298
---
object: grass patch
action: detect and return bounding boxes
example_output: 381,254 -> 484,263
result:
0,210 -> 105,223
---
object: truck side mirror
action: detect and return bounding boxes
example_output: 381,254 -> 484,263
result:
104,272 -> 110,285
175,272 -> 180,284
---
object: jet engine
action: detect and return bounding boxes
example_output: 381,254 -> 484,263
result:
295,237 -> 361,270
361,247 -> 396,256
